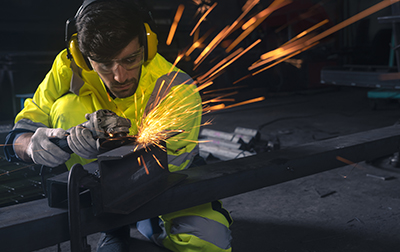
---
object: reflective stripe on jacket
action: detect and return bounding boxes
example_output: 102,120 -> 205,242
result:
160,201 -> 233,252
14,49 -> 202,171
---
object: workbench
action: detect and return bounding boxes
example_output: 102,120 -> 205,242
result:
1,124 -> 400,252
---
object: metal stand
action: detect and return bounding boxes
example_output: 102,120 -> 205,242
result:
65,142 -> 187,252
68,164 -> 98,252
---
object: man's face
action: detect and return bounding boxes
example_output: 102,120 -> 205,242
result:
89,37 -> 143,98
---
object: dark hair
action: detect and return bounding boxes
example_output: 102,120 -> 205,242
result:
76,0 -> 144,62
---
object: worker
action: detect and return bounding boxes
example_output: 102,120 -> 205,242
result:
3,0 -> 232,251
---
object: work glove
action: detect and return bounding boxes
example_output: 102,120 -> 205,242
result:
26,127 -> 71,167
67,125 -> 100,159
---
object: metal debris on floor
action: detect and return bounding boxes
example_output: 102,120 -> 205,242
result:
199,126 -> 279,161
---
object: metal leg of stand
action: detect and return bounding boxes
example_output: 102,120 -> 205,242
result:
68,164 -> 92,252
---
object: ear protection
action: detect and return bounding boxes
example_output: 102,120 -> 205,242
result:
65,0 -> 158,72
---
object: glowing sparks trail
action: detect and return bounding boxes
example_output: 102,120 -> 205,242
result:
152,154 -> 165,169
193,0 -> 261,69
197,48 -> 243,83
195,81 -> 214,92
226,0 -> 292,53
251,41 -> 319,77
223,96 -> 265,110
135,78 -> 202,150
138,155 -> 149,175
242,0 -> 291,30
194,26 -> 229,69
0,165 -> 32,177
202,85 -> 248,94
186,29 -> 213,57
190,2 -> 217,36
305,0 -> 400,46
336,156 -> 366,178
207,39 -> 261,80
281,19 -> 329,46
167,4 -> 185,46
233,0 -> 400,85
6,0 -> 396,177
197,39 -> 261,84
169,53 -> 185,73
336,156 -> 359,167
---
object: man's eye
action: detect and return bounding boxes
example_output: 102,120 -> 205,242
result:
100,62 -> 113,68
124,57 -> 138,64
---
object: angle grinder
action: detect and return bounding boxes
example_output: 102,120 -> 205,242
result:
51,109 -> 136,153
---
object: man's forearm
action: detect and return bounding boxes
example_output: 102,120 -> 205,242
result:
14,133 -> 34,163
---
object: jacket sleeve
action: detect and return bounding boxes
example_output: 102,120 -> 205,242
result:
3,50 -> 72,162
142,71 -> 202,172
14,50 -> 72,127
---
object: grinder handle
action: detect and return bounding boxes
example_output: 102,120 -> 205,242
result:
50,138 -> 73,154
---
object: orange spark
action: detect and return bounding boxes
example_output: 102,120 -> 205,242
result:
195,81 -> 214,92
242,0 -> 291,30
186,28 -> 214,57
275,0 -> 330,33
336,156 -> 356,166
197,69 -> 226,86
140,155 -> 149,175
233,73 -> 252,85
242,0 -> 260,11
226,0 -> 292,53
336,156 -> 365,170
243,0 -> 399,80
152,154 -> 165,169
194,26 -> 229,69
169,53 -> 185,73
281,19 -> 329,46
202,85 -> 248,94
208,91 -> 239,100
0,165 -> 32,177
190,2 -> 217,36
223,96 -> 265,110
208,39 -> 261,80
251,42 -> 319,77
202,98 -> 235,104
203,103 -> 226,112
197,48 -> 243,83
194,0 -> 261,69
166,4 -> 185,46
305,0 -> 400,46
249,35 -> 314,71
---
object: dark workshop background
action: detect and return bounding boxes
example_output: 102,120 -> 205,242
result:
0,0 -> 393,119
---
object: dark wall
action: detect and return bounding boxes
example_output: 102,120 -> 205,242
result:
0,0 -> 396,121
0,0 -> 82,120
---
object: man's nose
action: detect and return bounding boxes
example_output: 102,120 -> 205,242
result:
113,64 -> 128,83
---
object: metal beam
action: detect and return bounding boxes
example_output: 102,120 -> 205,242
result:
1,125 -> 400,252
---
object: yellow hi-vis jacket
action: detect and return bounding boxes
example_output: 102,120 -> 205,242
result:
13,49 -> 202,171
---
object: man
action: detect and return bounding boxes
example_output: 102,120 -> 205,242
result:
4,0 -> 232,251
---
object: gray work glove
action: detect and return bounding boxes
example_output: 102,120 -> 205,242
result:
26,127 -> 71,167
67,126 -> 100,159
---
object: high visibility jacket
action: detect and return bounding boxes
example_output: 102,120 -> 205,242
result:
9,49 -> 202,171
5,49 -> 232,252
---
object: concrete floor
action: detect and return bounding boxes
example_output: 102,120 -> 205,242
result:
4,86 -> 400,251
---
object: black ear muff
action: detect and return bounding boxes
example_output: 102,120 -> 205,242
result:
68,33 -> 93,72
144,23 -> 158,62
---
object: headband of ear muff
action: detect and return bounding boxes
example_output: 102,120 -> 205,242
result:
66,0 -> 158,71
